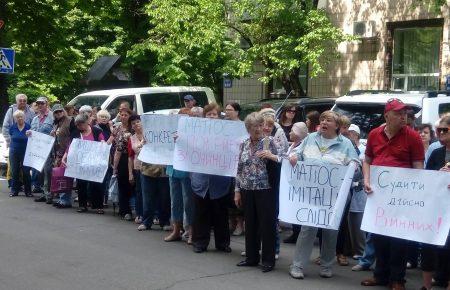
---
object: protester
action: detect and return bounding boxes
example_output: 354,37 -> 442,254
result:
165,108 -> 194,243
96,109 -> 114,206
420,115 -> 450,290
224,102 -> 245,237
190,103 -> 233,254
27,96 -> 54,203
283,122 -> 308,244
279,104 -> 297,141
2,93 -> 35,147
79,105 -> 95,125
305,110 -> 320,133
262,114 -> 289,155
191,106 -> 203,117
288,110 -> 360,279
8,110 -> 32,197
51,104 -> 73,208
127,115 -> 144,224
361,98 -> 425,290
62,113 -> 105,213
235,112 -> 279,273
64,105 -> 75,117
183,95 -> 196,109
418,123 -> 435,154
112,108 -> 134,220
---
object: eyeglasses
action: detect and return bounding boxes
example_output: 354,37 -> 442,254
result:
437,127 -> 449,134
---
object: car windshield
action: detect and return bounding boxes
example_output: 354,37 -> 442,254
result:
67,95 -> 108,109
333,104 -> 387,138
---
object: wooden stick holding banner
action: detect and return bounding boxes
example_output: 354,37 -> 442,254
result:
23,130 -> 55,172
64,139 -> 111,183
361,165 -> 450,246
138,114 -> 180,165
279,160 -> 355,230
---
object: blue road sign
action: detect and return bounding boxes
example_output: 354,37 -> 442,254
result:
0,48 -> 15,74
224,78 -> 232,88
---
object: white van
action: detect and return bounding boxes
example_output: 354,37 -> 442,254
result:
332,90 -> 450,138
67,86 -> 216,117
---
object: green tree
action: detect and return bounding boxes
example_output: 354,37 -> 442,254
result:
135,0 -> 351,97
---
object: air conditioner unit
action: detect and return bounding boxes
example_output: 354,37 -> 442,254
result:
353,21 -> 377,38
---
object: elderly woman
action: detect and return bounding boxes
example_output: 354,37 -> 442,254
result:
191,103 -> 233,254
288,111 -> 360,279
62,113 -> 105,213
235,112 -> 279,273
8,110 -> 32,197
97,109 -> 114,206
420,115 -> 450,290
262,114 -> 289,155
112,108 -> 134,220
51,104 -> 73,208
283,122 -> 309,244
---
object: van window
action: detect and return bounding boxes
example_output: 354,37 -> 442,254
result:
67,95 -> 108,109
106,95 -> 136,117
333,104 -> 386,138
181,92 -> 209,107
141,93 -> 182,113
439,103 -> 450,116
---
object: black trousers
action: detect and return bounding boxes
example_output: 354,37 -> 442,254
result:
373,234 -> 408,283
192,193 -> 230,249
336,199 -> 351,256
421,237 -> 450,283
117,154 -> 132,216
242,189 -> 276,267
77,179 -> 103,209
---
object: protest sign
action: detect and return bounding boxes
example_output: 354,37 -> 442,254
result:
361,166 -> 450,246
64,139 -> 111,183
138,114 -> 180,165
23,131 -> 55,171
279,160 -> 356,230
173,116 -> 248,177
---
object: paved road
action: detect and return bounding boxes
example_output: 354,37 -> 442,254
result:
0,181 -> 424,290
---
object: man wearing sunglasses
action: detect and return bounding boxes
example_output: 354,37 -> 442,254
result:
183,95 -> 196,110
361,98 -> 425,290
26,96 -> 54,203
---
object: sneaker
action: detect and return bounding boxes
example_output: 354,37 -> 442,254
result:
352,264 -> 367,271
289,265 -> 304,279
319,268 -> 333,278
134,216 -> 142,224
123,214 -> 132,221
137,224 -> 148,231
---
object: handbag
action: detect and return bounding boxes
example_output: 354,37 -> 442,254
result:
108,175 -> 119,204
50,167 -> 74,194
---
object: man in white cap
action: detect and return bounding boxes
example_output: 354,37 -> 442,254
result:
26,96 -> 54,203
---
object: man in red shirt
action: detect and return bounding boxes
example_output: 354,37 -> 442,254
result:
361,99 -> 424,290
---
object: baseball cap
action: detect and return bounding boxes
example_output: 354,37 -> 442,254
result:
184,95 -> 195,101
36,96 -> 48,103
385,98 -> 407,113
51,104 -> 64,112
348,124 -> 360,135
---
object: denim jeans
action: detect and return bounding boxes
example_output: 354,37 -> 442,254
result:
31,168 -> 41,190
140,174 -> 170,227
169,176 -> 193,226
58,192 -> 72,206
358,232 -> 375,269
9,150 -> 31,194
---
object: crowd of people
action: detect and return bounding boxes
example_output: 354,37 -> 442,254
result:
2,93 -> 450,290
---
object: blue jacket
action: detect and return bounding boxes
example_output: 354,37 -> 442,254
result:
30,111 -> 54,135
190,172 -> 232,200
2,104 -> 35,145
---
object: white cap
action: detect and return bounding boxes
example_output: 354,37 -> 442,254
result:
348,124 -> 360,135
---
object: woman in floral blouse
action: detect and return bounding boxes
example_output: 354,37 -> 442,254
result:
112,108 -> 134,220
235,112 -> 279,273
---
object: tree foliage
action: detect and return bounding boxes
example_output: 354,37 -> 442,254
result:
136,0 -> 351,96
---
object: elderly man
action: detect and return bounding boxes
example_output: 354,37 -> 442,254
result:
361,99 -> 424,290
2,93 -> 35,147
26,96 -> 54,203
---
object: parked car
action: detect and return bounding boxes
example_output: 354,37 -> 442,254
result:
67,86 -> 216,117
332,90 -> 450,138
239,97 -> 336,121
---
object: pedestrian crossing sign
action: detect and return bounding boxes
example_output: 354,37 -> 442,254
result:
0,48 -> 15,74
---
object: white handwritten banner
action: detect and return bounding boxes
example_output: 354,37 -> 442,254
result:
361,165 -> 450,245
64,139 -> 111,183
279,160 -> 356,230
23,131 -> 55,172
138,114 -> 180,165
173,116 -> 248,177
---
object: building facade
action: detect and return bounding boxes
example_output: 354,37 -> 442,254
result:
223,0 -> 450,103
